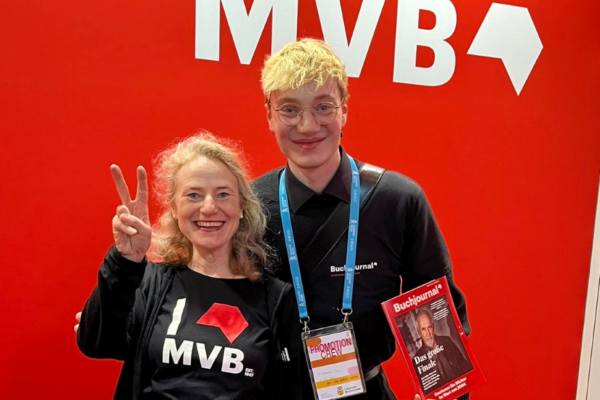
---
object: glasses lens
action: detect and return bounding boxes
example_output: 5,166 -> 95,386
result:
314,104 -> 337,125
278,114 -> 301,126
277,105 -> 301,126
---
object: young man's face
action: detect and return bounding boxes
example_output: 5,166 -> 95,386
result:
268,79 -> 348,178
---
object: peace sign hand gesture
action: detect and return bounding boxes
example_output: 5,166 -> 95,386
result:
110,165 -> 152,262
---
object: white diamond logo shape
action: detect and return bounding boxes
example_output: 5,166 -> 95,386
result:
468,3 -> 543,95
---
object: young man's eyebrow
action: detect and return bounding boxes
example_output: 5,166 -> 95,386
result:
275,94 -> 336,105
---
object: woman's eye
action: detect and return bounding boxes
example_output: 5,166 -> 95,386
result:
217,192 -> 230,199
187,193 -> 201,200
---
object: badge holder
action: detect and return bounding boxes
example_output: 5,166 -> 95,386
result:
301,315 -> 366,400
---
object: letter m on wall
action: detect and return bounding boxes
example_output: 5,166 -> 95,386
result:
195,0 -> 298,64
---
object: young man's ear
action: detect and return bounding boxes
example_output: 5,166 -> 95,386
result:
266,103 -> 275,133
341,101 -> 348,127
268,116 -> 275,133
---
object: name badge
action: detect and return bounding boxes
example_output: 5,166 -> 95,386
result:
302,323 -> 366,399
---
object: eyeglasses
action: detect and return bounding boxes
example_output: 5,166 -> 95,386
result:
271,102 -> 341,127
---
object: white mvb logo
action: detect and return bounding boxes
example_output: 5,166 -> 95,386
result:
163,297 -> 246,374
195,0 -> 543,95
163,339 -> 245,374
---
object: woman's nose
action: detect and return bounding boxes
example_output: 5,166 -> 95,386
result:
200,196 -> 217,215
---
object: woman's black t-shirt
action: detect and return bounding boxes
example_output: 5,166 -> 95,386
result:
144,267 -> 270,400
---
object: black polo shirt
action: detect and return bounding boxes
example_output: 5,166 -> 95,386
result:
253,148 -> 469,376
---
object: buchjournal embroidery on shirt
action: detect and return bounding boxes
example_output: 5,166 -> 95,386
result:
381,277 -> 486,400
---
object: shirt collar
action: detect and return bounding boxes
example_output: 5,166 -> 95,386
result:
285,147 -> 352,213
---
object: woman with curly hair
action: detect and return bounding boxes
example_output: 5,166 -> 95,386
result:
77,132 -> 300,400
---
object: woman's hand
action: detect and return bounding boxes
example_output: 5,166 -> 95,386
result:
74,312 -> 81,333
110,165 -> 152,262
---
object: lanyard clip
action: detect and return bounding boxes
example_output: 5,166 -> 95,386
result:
342,309 -> 353,327
301,317 -> 311,335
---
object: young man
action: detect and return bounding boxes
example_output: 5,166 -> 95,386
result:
254,39 -> 470,400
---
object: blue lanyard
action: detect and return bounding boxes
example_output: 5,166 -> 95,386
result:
279,155 -> 361,322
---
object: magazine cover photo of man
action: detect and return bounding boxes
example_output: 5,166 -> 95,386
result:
395,296 -> 473,396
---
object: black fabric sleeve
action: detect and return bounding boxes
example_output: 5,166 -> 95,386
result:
77,246 -> 147,360
279,288 -> 303,400
447,275 -> 471,400
401,188 -> 452,286
409,192 -> 471,399
399,188 -> 470,335
446,271 -> 470,336
265,282 -> 303,400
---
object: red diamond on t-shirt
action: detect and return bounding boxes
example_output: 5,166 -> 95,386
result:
196,303 -> 249,343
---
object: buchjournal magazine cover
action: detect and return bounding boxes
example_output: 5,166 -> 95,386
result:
381,277 -> 486,400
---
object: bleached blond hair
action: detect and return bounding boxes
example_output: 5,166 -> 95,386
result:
261,38 -> 349,102
151,132 -> 270,281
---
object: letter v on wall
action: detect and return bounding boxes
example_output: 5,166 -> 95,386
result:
316,0 -> 385,77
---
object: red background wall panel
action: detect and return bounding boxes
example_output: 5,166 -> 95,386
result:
0,0 -> 598,398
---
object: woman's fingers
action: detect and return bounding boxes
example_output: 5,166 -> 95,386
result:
118,213 -> 151,236
136,166 -> 148,203
74,312 -> 81,333
111,165 -> 150,224
110,164 -> 132,206
135,166 -> 151,225
113,207 -> 138,235
116,205 -> 130,216
110,165 -> 151,260
113,205 -> 151,258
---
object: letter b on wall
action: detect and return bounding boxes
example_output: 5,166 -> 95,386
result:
394,0 -> 457,86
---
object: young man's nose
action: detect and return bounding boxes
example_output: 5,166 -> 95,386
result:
296,111 -> 321,134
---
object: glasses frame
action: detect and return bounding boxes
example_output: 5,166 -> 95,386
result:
268,100 -> 342,127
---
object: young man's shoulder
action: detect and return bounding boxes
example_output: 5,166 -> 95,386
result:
251,161 -> 427,204
357,160 -> 425,203
377,168 -> 423,194
252,167 -> 284,200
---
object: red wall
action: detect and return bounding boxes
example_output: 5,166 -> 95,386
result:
1,1 -> 599,398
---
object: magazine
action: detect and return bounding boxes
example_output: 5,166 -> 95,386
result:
381,277 -> 485,399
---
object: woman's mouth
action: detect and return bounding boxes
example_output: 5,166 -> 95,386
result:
195,221 -> 225,228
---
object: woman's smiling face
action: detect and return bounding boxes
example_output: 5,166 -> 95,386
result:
171,156 -> 241,258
